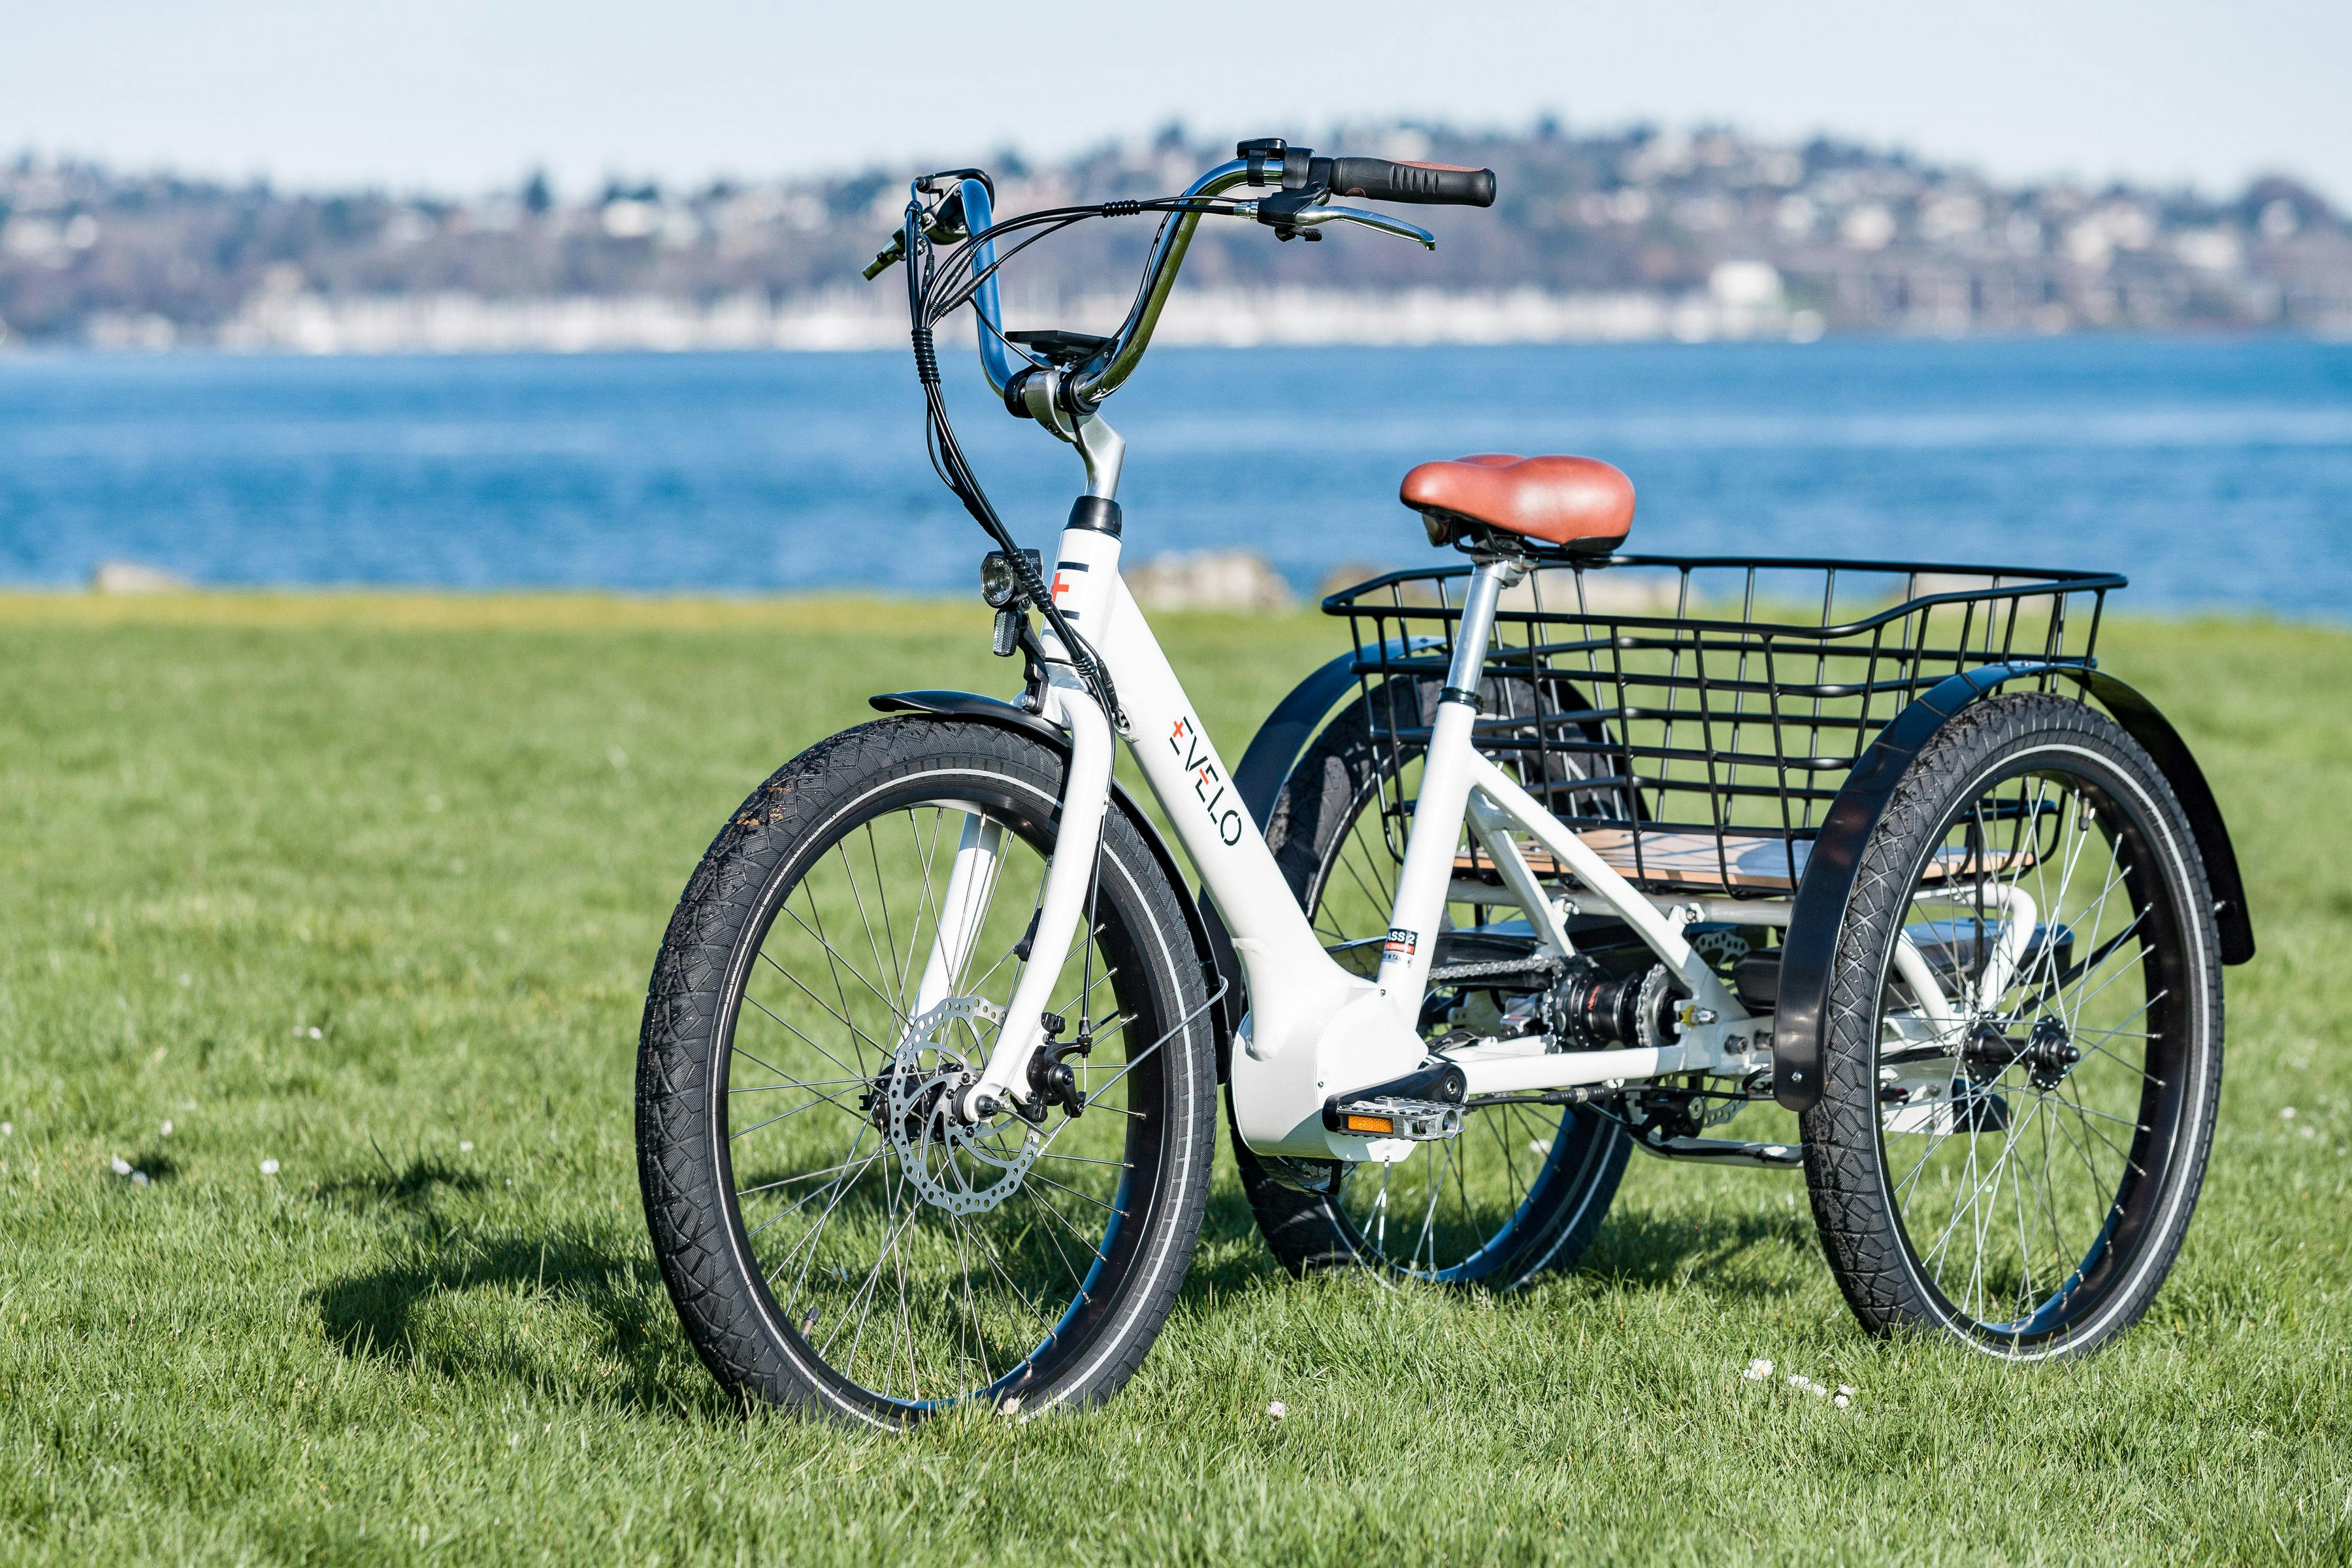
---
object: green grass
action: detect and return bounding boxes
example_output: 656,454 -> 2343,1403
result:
1,593 -> 2347,1566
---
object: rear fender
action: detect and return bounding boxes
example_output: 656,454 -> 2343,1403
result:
1771,664 -> 2253,1113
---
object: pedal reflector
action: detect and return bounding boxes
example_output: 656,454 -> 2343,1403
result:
1325,1096 -> 1463,1141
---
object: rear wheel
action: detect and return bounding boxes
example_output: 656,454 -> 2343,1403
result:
1235,680 -> 1631,1287
636,719 -> 1218,1425
1801,694 -> 2223,1358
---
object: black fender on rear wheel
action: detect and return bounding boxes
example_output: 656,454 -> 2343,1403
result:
1774,664 -> 2251,1115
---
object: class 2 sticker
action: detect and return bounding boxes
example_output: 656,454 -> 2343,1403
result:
1382,928 -> 1418,959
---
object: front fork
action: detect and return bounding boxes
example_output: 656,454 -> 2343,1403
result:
948,670 -> 1115,1122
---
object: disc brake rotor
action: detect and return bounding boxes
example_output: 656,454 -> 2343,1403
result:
878,996 -> 1039,1216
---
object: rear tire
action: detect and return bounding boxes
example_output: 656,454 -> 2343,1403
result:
636,718 -> 1218,1425
1799,694 -> 2223,1358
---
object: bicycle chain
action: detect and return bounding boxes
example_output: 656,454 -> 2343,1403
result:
1424,955 -> 1564,985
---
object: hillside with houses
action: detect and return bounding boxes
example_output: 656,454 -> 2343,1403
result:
5,122 -> 2348,351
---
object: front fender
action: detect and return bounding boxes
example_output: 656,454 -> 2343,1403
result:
1771,663 -> 2254,1113
868,689 -> 1235,1071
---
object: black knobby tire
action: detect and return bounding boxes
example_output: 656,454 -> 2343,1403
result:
1799,693 -> 2224,1358
1235,679 -> 1631,1287
637,718 -> 1217,1426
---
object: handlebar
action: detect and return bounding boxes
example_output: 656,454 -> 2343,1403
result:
906,140 -> 1497,406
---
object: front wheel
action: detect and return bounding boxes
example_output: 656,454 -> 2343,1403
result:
636,718 -> 1218,1426
1801,693 -> 2225,1359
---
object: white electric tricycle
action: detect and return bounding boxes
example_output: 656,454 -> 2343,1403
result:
636,142 -> 2252,1428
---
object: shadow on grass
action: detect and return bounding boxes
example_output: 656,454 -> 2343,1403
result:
315,1153 -> 485,1213
1187,1148 -> 1815,1305
316,1233 -> 713,1416
1580,1203 -> 1816,1298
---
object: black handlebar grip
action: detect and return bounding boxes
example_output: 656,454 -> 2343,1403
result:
1324,158 -> 1496,207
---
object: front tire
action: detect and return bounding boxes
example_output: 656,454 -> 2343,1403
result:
636,718 -> 1218,1425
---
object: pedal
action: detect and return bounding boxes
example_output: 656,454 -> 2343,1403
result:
1322,1096 -> 1463,1141
1320,1059 -> 1467,1141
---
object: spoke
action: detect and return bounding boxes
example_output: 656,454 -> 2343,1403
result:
906,806 -> 949,1008
752,955 -> 890,1065
967,1217 -> 1064,1341
737,1145 -> 879,1201
864,822 -> 907,1011
1028,1170 -> 1126,1218
950,1210 -> 997,1394
774,1128 -> 885,1305
2046,1091 -> 2114,1198
1413,1150 -> 1445,1274
823,1179 -> 921,1365
730,1088 -> 863,1140
957,864 -> 1048,1000
1021,1182 -> 1114,1264
729,1075 -> 870,1094
779,898 -> 908,1039
1076,1018 -> 1162,1110
834,836 -> 898,1023
1036,1151 -> 1134,1169
1015,1183 -> 1095,1296
745,1147 -> 889,1241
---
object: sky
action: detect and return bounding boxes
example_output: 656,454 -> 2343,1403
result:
5,0 -> 2349,204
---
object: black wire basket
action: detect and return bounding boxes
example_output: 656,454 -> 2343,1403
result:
1324,554 -> 2123,898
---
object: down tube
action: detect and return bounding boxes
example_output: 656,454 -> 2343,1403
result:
1088,577 -> 1354,1034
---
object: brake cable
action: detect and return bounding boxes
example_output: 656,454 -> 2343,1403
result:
894,189 -> 1243,732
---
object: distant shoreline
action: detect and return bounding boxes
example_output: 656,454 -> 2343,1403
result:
7,315 -> 2348,359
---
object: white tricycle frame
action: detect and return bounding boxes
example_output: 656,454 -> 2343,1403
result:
917,429 -> 2038,1163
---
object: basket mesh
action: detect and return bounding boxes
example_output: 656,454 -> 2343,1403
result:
1324,553 -> 2119,897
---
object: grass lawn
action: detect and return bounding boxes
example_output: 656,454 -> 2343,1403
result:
1,592 -> 2347,1566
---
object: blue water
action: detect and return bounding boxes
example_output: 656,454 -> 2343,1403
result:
2,338 -> 2347,615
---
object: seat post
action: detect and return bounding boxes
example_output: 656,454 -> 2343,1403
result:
1441,557 -> 1520,706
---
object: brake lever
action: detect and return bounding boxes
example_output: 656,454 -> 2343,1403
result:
862,232 -> 906,280
1238,199 -> 1435,250
1290,204 -> 1436,249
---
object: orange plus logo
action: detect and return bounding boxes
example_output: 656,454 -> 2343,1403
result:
1049,559 -> 1087,621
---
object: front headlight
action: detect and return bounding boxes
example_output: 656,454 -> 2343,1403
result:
979,549 -> 1039,609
